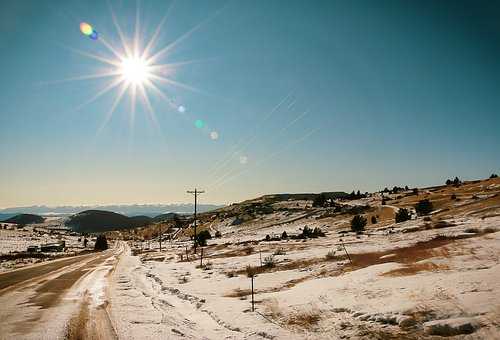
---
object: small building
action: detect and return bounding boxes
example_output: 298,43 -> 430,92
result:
40,241 -> 65,252
27,245 -> 40,253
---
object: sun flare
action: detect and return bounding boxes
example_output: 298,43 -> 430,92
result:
120,57 -> 151,85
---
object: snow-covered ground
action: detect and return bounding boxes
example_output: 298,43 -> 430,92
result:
109,211 -> 500,339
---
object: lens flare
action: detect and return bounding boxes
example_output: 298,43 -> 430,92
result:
80,22 -> 93,36
210,131 -> 219,140
195,119 -> 204,129
178,105 -> 186,113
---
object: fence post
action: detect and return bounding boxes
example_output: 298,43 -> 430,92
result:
251,276 -> 255,312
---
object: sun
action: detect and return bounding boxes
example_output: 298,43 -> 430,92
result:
120,57 -> 151,85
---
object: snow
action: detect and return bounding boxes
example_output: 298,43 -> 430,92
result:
108,212 -> 500,339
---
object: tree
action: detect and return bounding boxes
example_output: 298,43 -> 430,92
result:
446,179 -> 452,185
453,177 -> 461,186
313,194 -> 327,207
196,230 -> 212,246
351,215 -> 367,233
371,216 -> 377,224
281,231 -> 288,239
395,208 -> 411,223
491,174 -> 498,179
94,235 -> 108,251
415,199 -> 433,216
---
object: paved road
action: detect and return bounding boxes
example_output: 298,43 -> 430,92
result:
0,242 -> 124,340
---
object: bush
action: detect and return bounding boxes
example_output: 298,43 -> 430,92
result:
273,248 -> 286,255
351,215 -> 366,233
215,230 -> 222,238
371,216 -> 377,224
395,208 -> 411,223
196,230 -> 212,246
300,226 -> 325,238
325,250 -> 336,260
94,235 -> 108,251
491,174 -> 498,179
313,194 -> 327,207
246,265 -> 258,277
263,255 -> 275,268
415,199 -> 433,216
281,231 -> 288,239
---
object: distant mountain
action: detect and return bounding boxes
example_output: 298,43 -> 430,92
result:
66,210 -> 152,233
2,214 -> 45,225
0,203 -> 224,217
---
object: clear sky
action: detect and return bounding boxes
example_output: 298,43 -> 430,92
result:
1,0 -> 499,208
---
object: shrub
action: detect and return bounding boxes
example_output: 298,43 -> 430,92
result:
246,265 -> 258,277
446,179 -> 452,185
94,235 -> 108,251
273,248 -> 286,255
371,216 -> 377,224
412,188 -> 419,195
325,250 -> 336,260
263,255 -> 275,268
491,174 -> 498,179
395,208 -> 411,223
351,215 -> 367,233
313,227 -> 325,237
215,230 -> 222,238
281,231 -> 288,239
265,234 -> 271,241
415,199 -> 433,216
196,230 -> 212,246
313,194 -> 327,207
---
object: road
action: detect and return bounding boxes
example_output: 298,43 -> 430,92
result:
0,242 -> 124,340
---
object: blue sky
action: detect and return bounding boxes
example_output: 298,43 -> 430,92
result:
0,0 -> 499,207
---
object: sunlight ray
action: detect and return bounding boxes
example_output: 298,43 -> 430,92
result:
108,0 -> 132,57
76,77 -> 124,112
38,70 -> 122,86
97,82 -> 129,135
138,83 -> 159,128
134,0 -> 141,57
149,74 -> 202,94
61,45 -> 120,67
144,79 -> 178,110
147,6 -> 225,64
141,0 -> 176,60
99,36 -> 125,60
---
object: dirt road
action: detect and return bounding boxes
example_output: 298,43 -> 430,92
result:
0,242 -> 124,340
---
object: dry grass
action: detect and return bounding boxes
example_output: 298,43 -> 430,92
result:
224,288 -> 252,298
286,310 -> 321,329
382,261 -> 449,277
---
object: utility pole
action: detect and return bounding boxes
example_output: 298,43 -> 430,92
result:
187,188 -> 205,252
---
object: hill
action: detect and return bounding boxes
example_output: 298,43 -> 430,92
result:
66,210 -> 151,233
2,214 -> 45,225
151,212 -> 179,223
